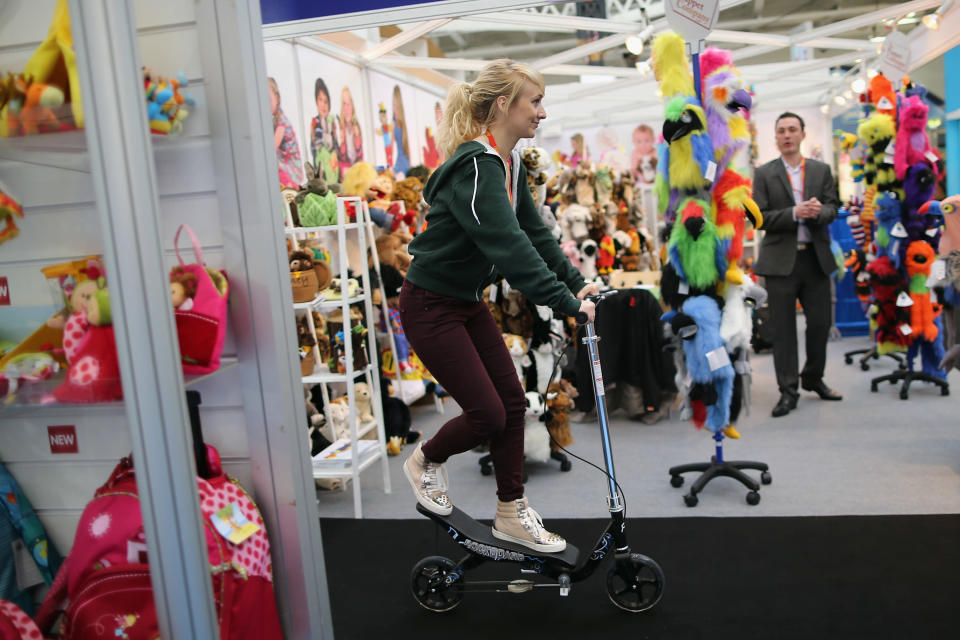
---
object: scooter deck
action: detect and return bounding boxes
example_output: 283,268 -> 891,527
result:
416,504 -> 580,568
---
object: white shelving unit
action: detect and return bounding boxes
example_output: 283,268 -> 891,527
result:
286,196 -> 396,518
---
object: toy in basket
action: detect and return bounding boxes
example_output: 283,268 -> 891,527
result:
170,225 -> 229,375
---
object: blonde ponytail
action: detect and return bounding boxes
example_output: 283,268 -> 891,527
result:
437,59 -> 545,159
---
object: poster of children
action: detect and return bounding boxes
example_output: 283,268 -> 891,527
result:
368,71 -> 420,178
263,41 -> 305,190
630,124 -> 658,184
296,46 -> 372,185
415,90 -> 444,169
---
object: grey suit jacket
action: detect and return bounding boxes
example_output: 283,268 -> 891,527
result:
753,157 -> 840,277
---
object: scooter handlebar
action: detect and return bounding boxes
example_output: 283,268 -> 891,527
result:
574,290 -> 619,325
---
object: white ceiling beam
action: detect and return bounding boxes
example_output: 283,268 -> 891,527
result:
708,29 -> 790,47
908,2 -> 960,70
786,0 -> 940,44
375,54 -> 644,77
716,4 -> 898,31
796,37 -> 873,51
463,10 -> 644,34
731,44 -> 782,61
360,18 -> 453,61
532,32 -> 631,70
455,37 -> 580,59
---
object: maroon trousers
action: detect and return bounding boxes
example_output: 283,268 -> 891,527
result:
398,280 -> 526,501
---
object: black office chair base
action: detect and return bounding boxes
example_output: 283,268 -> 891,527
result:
669,457 -> 771,507
844,346 -> 906,371
870,369 -> 949,400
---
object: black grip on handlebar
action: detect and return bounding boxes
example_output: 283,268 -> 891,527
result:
574,311 -> 588,325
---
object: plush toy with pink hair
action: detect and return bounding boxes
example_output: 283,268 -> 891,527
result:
894,94 -> 941,182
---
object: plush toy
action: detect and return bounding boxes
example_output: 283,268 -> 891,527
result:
375,232 -> 411,275
902,164 -> 938,251
573,164 -> 595,206
503,333 -> 531,389
311,310 -> 331,364
587,209 -> 606,243
651,31 -> 694,100
341,161 -> 377,198
15,76 -> 64,135
699,47 -> 752,173
867,255 -> 911,354
52,271 -> 123,404
594,166 -> 614,209
143,70 -> 193,135
544,381 -> 575,450
523,391 -> 551,464
381,377 -> 416,455
521,146 -> 551,209
289,249 -> 314,272
559,203 -> 591,242
712,168 -> 762,284
857,113 -> 897,192
668,197 -> 728,290
905,241 -> 939,342
920,195 -> 960,255
579,238 -> 599,281
501,290 -> 534,339
895,95 -> 940,181
874,191 -> 905,268
0,181 -> 24,245
662,96 -> 714,193
352,381 -> 374,423
868,72 -> 897,118
597,235 -> 616,275
169,266 -> 198,310
672,296 -> 734,433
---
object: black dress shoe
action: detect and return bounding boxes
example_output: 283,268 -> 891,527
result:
801,380 -> 843,401
771,395 -> 797,417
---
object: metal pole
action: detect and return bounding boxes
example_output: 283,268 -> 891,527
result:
581,322 -> 621,511
68,1 -> 220,637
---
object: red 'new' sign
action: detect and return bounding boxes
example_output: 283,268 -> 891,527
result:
0,276 -> 9,305
48,425 -> 78,454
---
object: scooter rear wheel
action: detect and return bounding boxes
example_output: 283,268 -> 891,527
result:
606,553 -> 665,612
411,556 -> 463,612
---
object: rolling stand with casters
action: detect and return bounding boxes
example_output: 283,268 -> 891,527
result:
477,451 -> 570,480
844,346 -> 906,371
411,293 -> 664,613
669,431 -> 771,506
870,368 -> 949,400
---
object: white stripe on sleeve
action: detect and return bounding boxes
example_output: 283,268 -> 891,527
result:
471,157 -> 480,224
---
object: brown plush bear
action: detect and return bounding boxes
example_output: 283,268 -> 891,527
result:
169,266 -> 198,310
289,249 -> 314,272
375,232 -> 411,275
545,382 -> 575,450
393,176 -> 423,213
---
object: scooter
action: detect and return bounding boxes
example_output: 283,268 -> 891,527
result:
410,292 -> 665,612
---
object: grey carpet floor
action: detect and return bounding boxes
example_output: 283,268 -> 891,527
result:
315,333 -> 960,519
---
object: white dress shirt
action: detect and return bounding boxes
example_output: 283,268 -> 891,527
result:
783,157 -> 811,243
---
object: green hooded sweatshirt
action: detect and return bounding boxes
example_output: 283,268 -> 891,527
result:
406,139 -> 585,317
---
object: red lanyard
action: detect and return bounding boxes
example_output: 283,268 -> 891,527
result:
800,157 -> 805,199
486,131 -> 513,204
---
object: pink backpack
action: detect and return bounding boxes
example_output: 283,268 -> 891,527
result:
171,224 -> 229,375
34,454 -> 283,640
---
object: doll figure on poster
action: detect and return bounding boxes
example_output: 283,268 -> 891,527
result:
378,103 -> 394,168
422,101 -> 442,169
337,86 -> 363,179
569,133 -> 589,168
595,127 -> 630,175
630,124 -> 658,184
268,77 -> 303,190
309,77 -> 340,185
391,85 -> 411,177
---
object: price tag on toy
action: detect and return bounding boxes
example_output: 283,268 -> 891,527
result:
210,502 -> 260,545
899,323 -> 913,336
931,259 -> 947,283
878,31 -> 910,86
704,160 -> 717,182
678,281 -> 690,294
706,347 -> 731,371
896,292 -> 913,307
891,222 -> 908,238
925,151 -> 939,164
664,0 -> 720,47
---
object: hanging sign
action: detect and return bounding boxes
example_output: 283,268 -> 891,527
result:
664,0 -> 721,43
0,276 -> 9,305
878,31 -> 910,85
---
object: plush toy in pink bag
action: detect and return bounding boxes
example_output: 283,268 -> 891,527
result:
171,225 -> 229,375
51,260 -> 124,404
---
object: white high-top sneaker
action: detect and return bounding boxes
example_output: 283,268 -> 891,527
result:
403,442 -> 452,515
492,496 -> 566,552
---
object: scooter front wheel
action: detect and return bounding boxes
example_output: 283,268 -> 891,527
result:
411,556 -> 463,612
606,553 -> 665,612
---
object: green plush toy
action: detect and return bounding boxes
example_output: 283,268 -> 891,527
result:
298,191 -> 337,227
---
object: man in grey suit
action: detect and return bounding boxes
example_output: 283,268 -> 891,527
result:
754,112 -> 842,417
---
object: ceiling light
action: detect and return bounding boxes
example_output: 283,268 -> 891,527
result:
867,68 -> 878,78
851,77 -> 867,93
922,13 -> 941,29
626,34 -> 645,56
843,89 -> 854,100
820,104 -> 830,115
869,36 -> 886,43
834,95 -> 847,105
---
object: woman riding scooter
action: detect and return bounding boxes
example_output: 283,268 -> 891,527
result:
400,59 -> 598,553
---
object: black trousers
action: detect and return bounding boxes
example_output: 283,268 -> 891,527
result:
763,248 -> 832,399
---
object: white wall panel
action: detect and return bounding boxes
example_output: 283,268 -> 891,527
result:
0,0 -> 257,563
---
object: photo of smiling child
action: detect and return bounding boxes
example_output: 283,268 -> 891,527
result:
309,77 -> 340,184
268,77 -> 303,189
337,86 -> 363,179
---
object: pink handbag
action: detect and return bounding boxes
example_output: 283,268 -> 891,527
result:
171,224 -> 228,375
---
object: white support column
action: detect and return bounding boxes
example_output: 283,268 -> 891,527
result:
193,1 -> 333,638
67,1 -> 220,638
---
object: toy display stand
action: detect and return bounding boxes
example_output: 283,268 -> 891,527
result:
844,345 -> 906,371
477,449 -> 571,482
669,431 -> 771,506
870,368 -> 949,400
